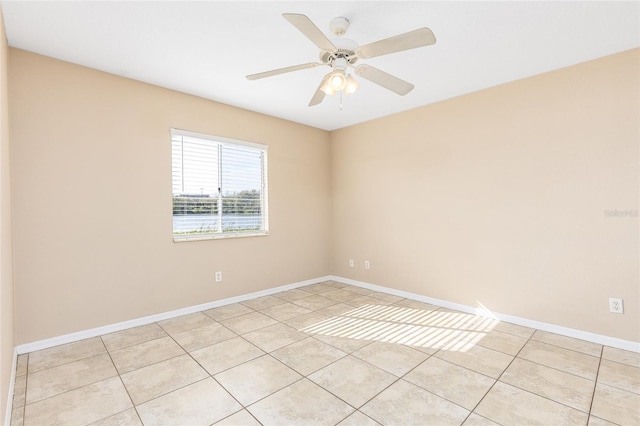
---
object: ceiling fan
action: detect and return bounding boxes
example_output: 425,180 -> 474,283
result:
246,14 -> 436,107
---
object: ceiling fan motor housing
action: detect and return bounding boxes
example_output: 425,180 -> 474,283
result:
320,37 -> 360,66
329,16 -> 350,36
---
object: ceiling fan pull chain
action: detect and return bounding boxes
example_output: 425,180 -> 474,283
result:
339,91 -> 344,111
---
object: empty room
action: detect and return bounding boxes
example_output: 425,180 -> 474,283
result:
1,1 -> 639,425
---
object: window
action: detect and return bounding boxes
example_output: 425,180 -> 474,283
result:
171,129 -> 268,241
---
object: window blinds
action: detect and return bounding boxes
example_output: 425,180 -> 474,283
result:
171,129 -> 268,240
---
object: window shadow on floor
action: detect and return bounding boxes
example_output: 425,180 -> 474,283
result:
300,304 -> 499,352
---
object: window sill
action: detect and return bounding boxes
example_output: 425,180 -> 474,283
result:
172,231 -> 269,243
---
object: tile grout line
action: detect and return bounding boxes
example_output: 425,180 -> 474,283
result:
218,311 -> 291,336
492,364 -> 600,415
211,407 -> 264,426
168,310 -> 341,425
20,337 -> 141,424
211,351 -> 295,410
201,309 -> 256,323
586,355 -> 640,396
19,355 -> 124,410
338,355 -> 453,423
251,287 -> 378,420
112,312 -> 254,422
461,327 -> 537,425
158,320 -> 252,419
599,355 -> 640,370
528,335 -> 603,358
20,354 -> 29,426
21,341 -> 108,376
586,344 -> 604,422
470,331 -> 606,422
102,333 -> 168,354
105,315 -> 245,422
516,341 -> 603,382
213,293 -> 365,423
202,302 -> 357,424
222,306 -> 357,416
314,312 -> 510,424
405,351 -> 496,384
99,335 -> 145,426
391,350 -> 484,423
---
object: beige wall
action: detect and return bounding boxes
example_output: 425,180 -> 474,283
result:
0,5 -> 14,421
7,46 -> 640,346
331,49 -> 639,342
9,49 -> 331,345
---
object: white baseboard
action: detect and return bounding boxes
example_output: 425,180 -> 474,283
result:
14,274 -> 639,355
4,347 -> 17,426
16,275 -> 331,355
330,275 -> 640,353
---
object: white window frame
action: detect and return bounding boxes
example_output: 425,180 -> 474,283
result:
171,128 -> 269,242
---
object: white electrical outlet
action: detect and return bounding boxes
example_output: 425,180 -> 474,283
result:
215,271 -> 223,283
349,259 -> 354,268
364,260 -> 370,270
609,298 -> 623,314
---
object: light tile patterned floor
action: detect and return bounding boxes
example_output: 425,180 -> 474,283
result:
9,281 -> 640,425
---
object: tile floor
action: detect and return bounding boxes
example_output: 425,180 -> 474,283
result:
9,281 -> 640,426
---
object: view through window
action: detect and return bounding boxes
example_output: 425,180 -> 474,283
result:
171,129 -> 268,240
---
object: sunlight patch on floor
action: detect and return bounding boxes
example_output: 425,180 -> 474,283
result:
300,304 -> 498,352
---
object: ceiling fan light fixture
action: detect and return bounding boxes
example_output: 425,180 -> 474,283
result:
345,75 -> 359,95
328,70 -> 347,91
321,81 -> 336,96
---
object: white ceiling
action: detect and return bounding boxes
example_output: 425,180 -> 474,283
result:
2,1 -> 639,131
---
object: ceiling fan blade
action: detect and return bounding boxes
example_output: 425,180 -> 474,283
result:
283,13 -> 337,52
356,27 -> 436,59
355,64 -> 414,95
246,62 -> 321,80
309,74 -> 330,107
